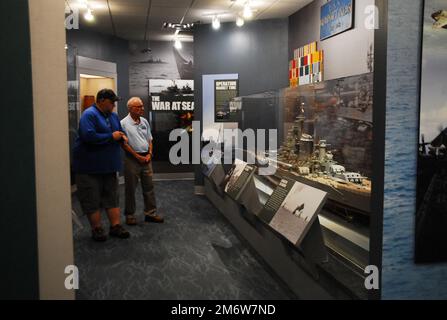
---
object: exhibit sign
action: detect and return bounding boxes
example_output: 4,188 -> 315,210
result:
149,79 -> 194,112
223,159 -> 256,200
214,79 -> 240,122
269,181 -> 327,247
415,0 -> 447,263
320,0 -> 354,41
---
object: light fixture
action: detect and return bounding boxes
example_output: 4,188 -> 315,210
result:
236,16 -> 244,27
212,16 -> 220,30
174,39 -> 182,49
163,21 -> 196,31
80,74 -> 108,79
243,4 -> 253,19
84,8 -> 94,22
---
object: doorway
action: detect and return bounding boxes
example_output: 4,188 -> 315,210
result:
79,74 -> 116,113
77,56 -> 118,116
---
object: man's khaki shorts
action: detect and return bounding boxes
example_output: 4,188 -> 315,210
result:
75,173 -> 119,215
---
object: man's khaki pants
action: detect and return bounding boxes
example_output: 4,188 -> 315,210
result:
124,154 -> 156,216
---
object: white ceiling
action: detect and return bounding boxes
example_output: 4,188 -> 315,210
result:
66,0 -> 313,41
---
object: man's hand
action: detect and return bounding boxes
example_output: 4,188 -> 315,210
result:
113,131 -> 128,143
112,131 -> 124,141
144,154 -> 152,163
136,155 -> 147,164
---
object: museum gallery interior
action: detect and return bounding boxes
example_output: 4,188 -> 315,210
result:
2,0 -> 447,300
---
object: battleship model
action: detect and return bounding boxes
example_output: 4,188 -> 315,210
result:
277,104 -> 371,215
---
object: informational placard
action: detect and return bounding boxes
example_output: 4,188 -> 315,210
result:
320,0 -> 354,41
214,79 -> 240,122
268,181 -> 327,247
149,79 -> 194,111
223,159 -> 255,200
258,178 -> 295,223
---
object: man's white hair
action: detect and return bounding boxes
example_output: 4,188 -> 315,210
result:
127,97 -> 143,109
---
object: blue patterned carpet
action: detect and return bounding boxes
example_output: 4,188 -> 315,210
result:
72,180 -> 294,300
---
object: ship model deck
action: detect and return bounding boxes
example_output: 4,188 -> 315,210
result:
275,104 -> 371,216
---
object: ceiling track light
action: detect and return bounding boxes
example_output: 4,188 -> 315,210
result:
243,3 -> 253,19
174,38 -> 182,49
84,7 -> 95,22
163,21 -> 196,31
236,16 -> 244,27
212,16 -> 220,30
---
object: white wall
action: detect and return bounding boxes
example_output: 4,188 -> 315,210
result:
28,0 -> 75,300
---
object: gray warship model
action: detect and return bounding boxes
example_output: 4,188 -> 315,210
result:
277,104 -> 371,215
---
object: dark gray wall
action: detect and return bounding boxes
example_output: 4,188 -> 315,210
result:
66,29 -> 130,117
194,19 -> 288,99
194,18 -> 289,185
0,0 -> 39,299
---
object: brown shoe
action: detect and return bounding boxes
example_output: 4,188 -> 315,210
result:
126,215 -> 137,226
144,213 -> 164,223
109,224 -> 130,239
91,227 -> 107,242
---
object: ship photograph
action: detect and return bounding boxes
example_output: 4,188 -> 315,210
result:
415,0 -> 447,263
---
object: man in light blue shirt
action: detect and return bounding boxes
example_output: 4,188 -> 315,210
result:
121,97 -> 164,225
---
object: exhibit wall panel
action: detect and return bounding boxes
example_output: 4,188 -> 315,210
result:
28,0 -> 75,300
202,74 -> 239,141
289,0 -> 375,80
381,0 -> 447,299
129,40 -> 194,109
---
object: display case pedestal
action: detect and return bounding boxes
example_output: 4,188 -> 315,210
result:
204,177 -> 333,299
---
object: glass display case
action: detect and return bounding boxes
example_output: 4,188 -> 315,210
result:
237,72 -> 373,217
203,73 -> 375,298
278,72 -> 373,217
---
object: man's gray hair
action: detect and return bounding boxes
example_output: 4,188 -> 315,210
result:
127,97 -> 143,109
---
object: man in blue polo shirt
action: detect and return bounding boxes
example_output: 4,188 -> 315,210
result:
73,89 -> 130,241
121,97 -> 164,225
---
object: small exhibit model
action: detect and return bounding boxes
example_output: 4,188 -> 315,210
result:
268,181 -> 327,246
278,105 -> 371,198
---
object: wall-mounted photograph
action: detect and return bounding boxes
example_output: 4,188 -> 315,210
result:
269,181 -> 327,246
416,0 -> 447,263
214,79 -> 240,122
320,0 -> 355,41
